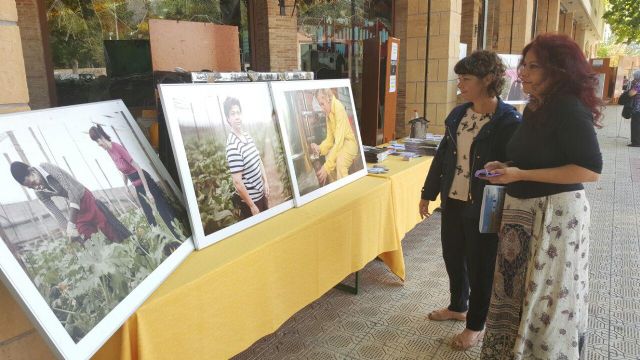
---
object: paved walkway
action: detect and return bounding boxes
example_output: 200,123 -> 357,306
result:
233,105 -> 640,360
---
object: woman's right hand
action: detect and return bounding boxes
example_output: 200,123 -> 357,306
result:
484,161 -> 508,172
419,199 -> 431,219
310,143 -> 320,156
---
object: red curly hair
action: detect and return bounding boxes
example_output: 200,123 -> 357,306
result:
519,34 -> 603,127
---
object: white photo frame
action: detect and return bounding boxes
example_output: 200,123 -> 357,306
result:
269,79 -> 368,207
498,53 -> 529,105
0,100 -> 193,360
159,83 -> 294,250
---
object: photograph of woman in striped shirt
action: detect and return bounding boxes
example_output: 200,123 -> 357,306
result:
224,97 -> 270,219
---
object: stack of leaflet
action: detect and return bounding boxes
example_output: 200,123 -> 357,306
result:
403,133 -> 443,156
363,146 -> 394,163
403,138 -> 437,156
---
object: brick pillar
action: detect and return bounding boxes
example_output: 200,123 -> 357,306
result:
486,0 -> 499,49
575,26 -> 586,53
495,0 -> 534,53
562,12 -> 574,38
396,0 -> 428,135
426,0 -> 462,134
535,0 -> 548,35
0,0 -> 29,114
394,0 -> 409,137
0,4 -> 56,360
546,0 -> 560,31
511,0 -> 534,52
249,0 -> 298,72
461,0 -> 482,52
16,0 -> 53,109
535,0 -> 560,35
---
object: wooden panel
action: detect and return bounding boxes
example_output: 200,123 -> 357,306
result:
361,37 -> 382,146
149,19 -> 240,72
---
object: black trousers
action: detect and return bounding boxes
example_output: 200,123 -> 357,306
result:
441,198 -> 499,331
631,112 -> 640,145
238,195 -> 269,220
131,170 -> 179,238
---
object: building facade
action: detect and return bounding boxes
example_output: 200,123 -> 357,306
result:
0,0 -> 605,357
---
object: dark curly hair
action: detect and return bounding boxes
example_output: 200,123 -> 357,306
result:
454,50 -> 506,97
519,34 -> 603,127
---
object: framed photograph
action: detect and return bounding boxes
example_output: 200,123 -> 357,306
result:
159,83 -> 294,249
498,54 -> 528,105
269,79 -> 367,206
0,100 -> 193,359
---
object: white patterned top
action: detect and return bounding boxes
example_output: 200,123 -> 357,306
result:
448,107 -> 492,201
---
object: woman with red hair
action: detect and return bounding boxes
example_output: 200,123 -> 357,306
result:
479,34 -> 602,359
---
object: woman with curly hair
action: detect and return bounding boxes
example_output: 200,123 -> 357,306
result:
480,34 -> 602,359
420,50 -> 521,350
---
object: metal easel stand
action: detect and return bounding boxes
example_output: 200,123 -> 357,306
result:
334,271 -> 359,295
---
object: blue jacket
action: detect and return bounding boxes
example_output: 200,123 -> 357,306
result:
421,98 -> 522,217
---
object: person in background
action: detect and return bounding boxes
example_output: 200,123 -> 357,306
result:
627,70 -> 640,147
224,97 -> 270,219
10,161 -> 131,244
310,88 -> 359,185
622,75 -> 629,91
89,125 -> 181,238
420,50 -> 522,350
480,34 -> 602,359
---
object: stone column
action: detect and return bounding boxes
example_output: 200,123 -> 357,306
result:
546,0 -> 560,32
0,0 -> 29,114
16,0 -> 54,109
510,0 -> 534,52
0,4 -> 56,360
425,0 -> 462,134
562,12 -> 574,38
395,0 -> 428,135
461,0 -> 482,52
495,0 -> 534,53
575,25 -> 586,52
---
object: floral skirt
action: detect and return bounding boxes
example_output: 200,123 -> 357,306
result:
481,190 -> 590,359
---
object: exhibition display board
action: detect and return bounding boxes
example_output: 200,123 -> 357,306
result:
0,77 -> 438,359
0,101 -> 193,360
93,175 -> 402,360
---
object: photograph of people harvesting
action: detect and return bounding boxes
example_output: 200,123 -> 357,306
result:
89,124 -> 181,238
10,161 -> 131,245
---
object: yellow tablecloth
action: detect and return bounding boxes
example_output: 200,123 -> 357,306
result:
92,175 -> 401,360
368,155 -> 439,280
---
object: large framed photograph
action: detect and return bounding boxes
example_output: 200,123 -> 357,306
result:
159,83 -> 294,249
269,79 -> 367,206
0,101 -> 193,359
498,54 -> 528,105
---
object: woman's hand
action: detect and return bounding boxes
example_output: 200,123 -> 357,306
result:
310,143 -> 320,156
316,167 -> 329,185
481,167 -> 524,184
630,89 -> 638,97
419,199 -> 431,219
484,161 -> 508,171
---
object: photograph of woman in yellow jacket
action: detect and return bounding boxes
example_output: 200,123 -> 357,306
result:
310,88 -> 360,185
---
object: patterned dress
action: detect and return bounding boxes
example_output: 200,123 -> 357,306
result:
481,190 -> 590,359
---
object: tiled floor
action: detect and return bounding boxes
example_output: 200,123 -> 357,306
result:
233,105 -> 640,360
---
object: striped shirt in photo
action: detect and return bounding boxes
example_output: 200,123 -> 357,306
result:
226,131 -> 265,203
